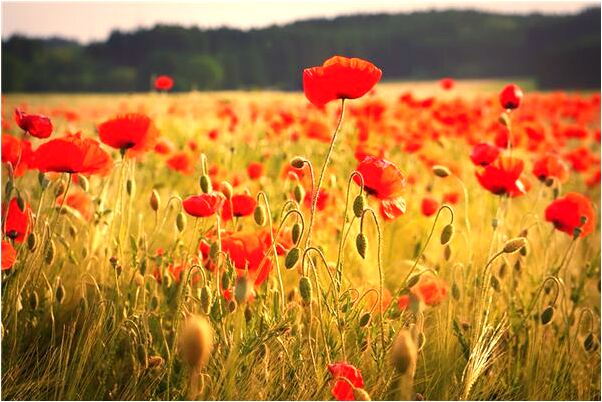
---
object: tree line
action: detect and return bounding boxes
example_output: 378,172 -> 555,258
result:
2,8 -> 600,92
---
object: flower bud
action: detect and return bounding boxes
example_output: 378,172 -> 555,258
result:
285,247 -> 300,269
299,276 -> 312,303
45,240 -> 56,265
55,281 -> 66,304
406,274 -> 420,288
290,156 -> 306,169
359,312 -> 371,327
27,232 -> 37,251
254,205 -> 266,226
176,212 -> 186,232
353,194 -> 365,218
150,189 -> 160,212
29,291 -> 39,310
293,184 -> 304,203
291,222 -> 302,245
440,224 -> 454,245
54,180 -> 66,197
221,181 -> 233,200
227,299 -> 237,313
126,179 -> 135,196
77,175 -> 89,192
200,175 -> 212,193
199,286 -> 212,314
432,165 -> 451,178
452,282 -> 460,300
38,172 -> 49,189
503,237 -> 527,254
356,233 -> 367,259
540,305 -> 555,325
221,271 -> 231,291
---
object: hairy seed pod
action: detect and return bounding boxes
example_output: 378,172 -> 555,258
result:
293,184 -> 304,203
406,274 -> 420,288
27,232 -> 37,251
234,276 -> 252,304
179,314 -> 214,369
503,237 -> 527,254
299,276 -> 312,303
359,312 -> 371,327
220,181 -> 233,199
200,175 -> 212,193
45,240 -> 56,265
150,189 -> 160,212
285,247 -> 300,269
432,165 -> 451,178
291,222 -> 302,245
353,388 -> 371,401
541,306 -> 555,325
356,233 -> 367,259
199,286 -> 212,314
353,194 -> 365,218
176,212 -> 186,232
440,224 -> 454,245
221,271 -> 231,291
290,156 -> 306,169
390,329 -> 418,375
254,205 -> 266,226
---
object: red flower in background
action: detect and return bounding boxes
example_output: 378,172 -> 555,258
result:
155,75 -> 174,91
440,77 -> 455,90
3,198 -> 30,243
2,240 -> 16,270
327,362 -> 364,401
532,153 -> 569,183
56,188 -> 93,221
421,196 -> 439,217
470,142 -> 500,166
303,56 -> 382,106
545,192 -> 595,238
166,151 -> 195,175
398,275 -> 448,310
222,194 -> 257,221
303,189 -> 329,211
499,84 -> 523,110
476,155 -> 527,197
182,193 -> 225,218
33,132 -> 112,175
14,108 -> 53,138
354,156 -> 405,199
247,162 -> 264,180
98,113 -> 157,154
154,137 -> 175,155
380,196 -> 407,221
2,135 -> 33,176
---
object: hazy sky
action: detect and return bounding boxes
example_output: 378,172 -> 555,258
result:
2,1 -> 598,43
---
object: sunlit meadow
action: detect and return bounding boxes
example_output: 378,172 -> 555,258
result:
1,64 -> 600,400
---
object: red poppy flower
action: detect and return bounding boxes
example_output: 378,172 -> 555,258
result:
470,142 -> 500,166
14,108 -> 53,138
476,155 -> 527,197
155,75 -> 174,91
182,193 -> 226,218
398,275 -> 448,309
545,192 -> 595,238
532,154 -> 569,183
443,192 -> 460,205
327,362 -> 364,401
56,188 -> 93,221
1,240 -> 16,270
166,151 -> 195,175
421,196 -> 439,217
303,56 -> 382,106
221,230 -> 273,286
354,156 -> 405,199
3,198 -> 30,243
222,194 -> 257,221
247,162 -> 264,180
98,113 -> 157,154
499,84 -> 523,110
303,189 -> 329,211
2,135 -> 33,177
440,77 -> 455,90
154,137 -> 175,155
380,195 -> 407,221
32,132 -> 112,175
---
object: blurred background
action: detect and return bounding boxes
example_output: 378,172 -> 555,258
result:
1,1 -> 600,93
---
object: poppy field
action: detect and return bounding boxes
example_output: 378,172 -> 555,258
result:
1,57 -> 601,401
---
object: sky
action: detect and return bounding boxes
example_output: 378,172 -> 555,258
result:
2,1 -> 598,43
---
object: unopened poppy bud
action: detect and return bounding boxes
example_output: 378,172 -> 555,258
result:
359,312 -> 371,327
199,286 -> 212,314
45,240 -> 56,265
299,276 -> 312,302
228,299 -> 237,313
285,247 -> 300,269
406,274 -> 420,288
200,175 -> 212,193
293,184 -> 304,203
492,218 -> 499,229
254,205 -> 266,226
498,112 -> 511,127
38,172 -> 49,189
126,179 -> 135,196
545,177 -> 555,187
290,156 -> 306,169
444,244 -> 452,261
150,295 -> 159,311
292,222 -> 302,245
234,276 -> 252,303
503,237 -> 527,254
27,233 -> 37,251
440,224 -> 454,245
54,180 -> 66,197
432,165 -> 451,178
68,224 -> 77,238
209,242 -> 219,260
353,194 -> 365,218
490,275 -> 500,292
452,282 -> 460,300
150,190 -> 160,212
244,305 -> 253,323
540,306 -> 555,325
221,181 -> 233,199
16,195 -> 25,212
573,227 -> 582,239
4,180 -> 13,198
77,175 -> 89,192
56,282 -> 65,304
390,329 -> 418,375
356,233 -> 367,259
139,259 -> 147,276
29,291 -> 39,310
353,388 -> 371,401
176,212 -> 186,232
221,271 -> 231,290
519,245 -> 528,256
584,333 -> 596,352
